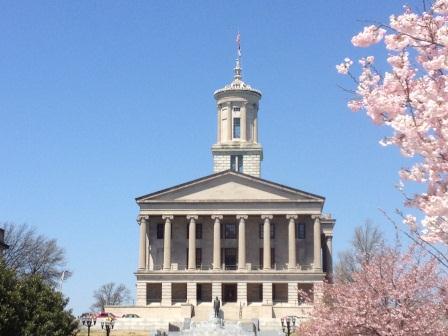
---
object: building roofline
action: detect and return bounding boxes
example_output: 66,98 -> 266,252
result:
135,169 -> 325,202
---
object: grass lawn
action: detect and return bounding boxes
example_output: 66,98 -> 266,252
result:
77,331 -> 149,336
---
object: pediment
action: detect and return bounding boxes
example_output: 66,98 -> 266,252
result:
136,170 -> 323,203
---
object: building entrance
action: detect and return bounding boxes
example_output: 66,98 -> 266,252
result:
222,283 -> 237,302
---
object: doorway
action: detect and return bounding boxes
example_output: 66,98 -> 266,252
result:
222,283 -> 237,302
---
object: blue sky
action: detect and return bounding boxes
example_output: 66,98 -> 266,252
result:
0,1 -> 420,314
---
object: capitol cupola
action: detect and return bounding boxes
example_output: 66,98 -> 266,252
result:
212,37 -> 263,177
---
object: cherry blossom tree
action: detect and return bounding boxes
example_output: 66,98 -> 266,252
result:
337,0 -> 448,243
298,246 -> 448,335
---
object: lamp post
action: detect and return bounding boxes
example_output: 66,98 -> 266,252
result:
80,314 -> 96,336
101,317 -> 115,336
281,316 -> 297,336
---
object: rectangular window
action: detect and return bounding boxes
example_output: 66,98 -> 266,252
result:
259,222 -> 275,239
186,223 -> 203,239
233,107 -> 241,112
196,248 -> 202,267
224,223 -> 237,239
230,155 -> 243,173
296,223 -> 306,239
157,223 -> 164,239
233,117 -> 241,138
223,248 -> 237,270
196,223 -> 202,239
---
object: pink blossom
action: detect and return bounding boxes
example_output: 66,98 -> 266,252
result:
347,100 -> 363,112
336,58 -> 353,74
338,1 -> 448,244
298,247 -> 448,335
351,25 -> 386,47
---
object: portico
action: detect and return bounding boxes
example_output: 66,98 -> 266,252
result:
133,170 -> 335,316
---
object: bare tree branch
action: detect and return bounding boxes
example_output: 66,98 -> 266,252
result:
2,222 -> 70,287
91,282 -> 131,312
334,220 -> 384,282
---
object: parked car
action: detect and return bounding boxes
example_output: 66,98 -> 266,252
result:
96,312 -> 117,319
122,313 -> 140,318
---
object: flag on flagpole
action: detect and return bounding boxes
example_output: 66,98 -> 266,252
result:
236,32 -> 241,57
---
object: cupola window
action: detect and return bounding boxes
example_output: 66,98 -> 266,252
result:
233,117 -> 241,139
231,155 -> 243,173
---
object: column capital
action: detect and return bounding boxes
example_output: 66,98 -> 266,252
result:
162,215 -> 174,221
211,214 -> 223,220
137,215 -> 149,224
311,215 -> 321,220
261,215 -> 273,220
186,215 -> 198,221
236,215 -> 248,220
286,214 -> 298,220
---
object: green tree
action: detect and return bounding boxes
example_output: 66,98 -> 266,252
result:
0,261 -> 78,336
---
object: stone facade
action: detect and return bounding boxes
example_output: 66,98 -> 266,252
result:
131,171 -> 335,324
211,57 -> 263,177
122,57 -> 336,326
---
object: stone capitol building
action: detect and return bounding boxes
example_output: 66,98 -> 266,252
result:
109,53 -> 335,326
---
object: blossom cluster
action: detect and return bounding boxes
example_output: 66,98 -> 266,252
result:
337,0 -> 448,243
298,247 -> 448,335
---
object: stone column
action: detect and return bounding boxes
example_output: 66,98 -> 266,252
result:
237,215 -> 247,270
313,281 -> 324,303
162,215 -> 173,271
241,103 -> 247,141
212,282 -> 222,302
161,282 -> 172,306
187,282 -> 197,305
262,282 -> 272,304
237,282 -> 247,305
288,282 -> 298,305
326,235 -> 333,275
187,215 -> 198,270
287,215 -> 297,270
138,216 -> 148,270
253,110 -> 258,143
136,282 -> 147,306
212,215 -> 223,270
217,105 -> 221,143
227,102 -> 232,141
312,215 -> 322,271
262,215 -> 273,270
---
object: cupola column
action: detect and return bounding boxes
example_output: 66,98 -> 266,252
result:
226,102 -> 232,142
241,103 -> 247,141
253,109 -> 258,143
216,106 -> 221,144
